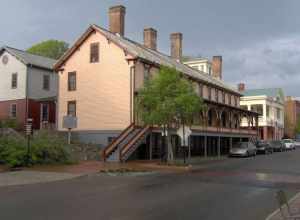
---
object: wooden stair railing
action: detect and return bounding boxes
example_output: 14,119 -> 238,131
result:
120,126 -> 151,161
102,123 -> 135,161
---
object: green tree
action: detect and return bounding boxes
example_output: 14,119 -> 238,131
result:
27,40 -> 69,60
137,66 -> 205,162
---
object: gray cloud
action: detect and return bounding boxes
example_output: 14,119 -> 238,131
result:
1,0 -> 300,96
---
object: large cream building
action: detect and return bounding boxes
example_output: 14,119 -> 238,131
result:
239,83 -> 285,140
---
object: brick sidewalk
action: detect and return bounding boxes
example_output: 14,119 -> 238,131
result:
266,192 -> 300,220
23,160 -> 189,175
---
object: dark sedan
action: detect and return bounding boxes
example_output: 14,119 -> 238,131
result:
269,140 -> 285,152
256,141 -> 273,154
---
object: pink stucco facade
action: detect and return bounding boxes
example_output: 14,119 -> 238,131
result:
57,31 -> 135,132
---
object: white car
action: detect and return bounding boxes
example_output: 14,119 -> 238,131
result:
294,140 -> 300,148
282,139 -> 296,150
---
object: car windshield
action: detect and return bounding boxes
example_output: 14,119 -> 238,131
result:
270,141 -> 280,145
233,142 -> 248,149
283,140 -> 292,143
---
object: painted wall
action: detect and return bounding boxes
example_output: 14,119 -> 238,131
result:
58,31 -> 133,131
0,51 -> 27,101
27,66 -> 58,100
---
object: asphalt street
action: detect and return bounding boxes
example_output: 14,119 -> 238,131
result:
1,150 -> 300,220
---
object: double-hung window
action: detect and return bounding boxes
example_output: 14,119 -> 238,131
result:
68,72 -> 77,91
43,75 -> 50,90
67,101 -> 76,117
11,73 -> 17,89
10,104 -> 17,118
90,43 -> 99,63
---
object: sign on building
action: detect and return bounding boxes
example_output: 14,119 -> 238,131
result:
176,125 -> 192,147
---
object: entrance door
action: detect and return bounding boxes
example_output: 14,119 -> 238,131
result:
40,103 -> 49,128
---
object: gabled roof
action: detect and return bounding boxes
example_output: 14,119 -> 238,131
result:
54,24 -> 241,95
0,46 -> 57,70
243,88 -> 285,100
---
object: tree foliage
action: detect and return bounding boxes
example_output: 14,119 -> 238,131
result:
136,66 -> 205,161
137,66 -> 204,127
27,40 -> 69,60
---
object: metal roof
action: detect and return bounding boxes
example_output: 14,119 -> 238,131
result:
243,88 -> 284,99
55,24 -> 241,95
0,46 -> 57,70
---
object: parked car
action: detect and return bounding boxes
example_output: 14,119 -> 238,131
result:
229,142 -> 257,157
256,141 -> 273,154
282,139 -> 296,150
293,139 -> 300,148
269,140 -> 285,152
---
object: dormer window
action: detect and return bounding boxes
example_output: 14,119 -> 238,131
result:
90,43 -> 99,63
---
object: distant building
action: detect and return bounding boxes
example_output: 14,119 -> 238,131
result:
284,96 -> 300,138
0,46 -> 57,129
184,56 -> 223,80
184,58 -> 212,75
239,83 -> 285,141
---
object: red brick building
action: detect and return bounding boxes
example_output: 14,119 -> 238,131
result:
0,46 -> 57,129
285,96 -> 300,138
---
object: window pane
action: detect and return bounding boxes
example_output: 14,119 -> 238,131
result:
43,75 -> 50,90
67,101 -> 76,117
10,104 -> 17,118
68,72 -> 76,91
90,43 -> 99,63
11,73 -> 17,88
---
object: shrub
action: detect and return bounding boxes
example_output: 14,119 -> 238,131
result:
0,119 -> 20,130
0,130 -> 73,167
0,136 -> 27,167
31,130 -> 72,164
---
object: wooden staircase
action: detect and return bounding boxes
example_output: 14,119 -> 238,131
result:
102,124 -> 151,162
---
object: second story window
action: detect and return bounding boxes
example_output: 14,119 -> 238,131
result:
68,72 -> 77,91
43,75 -> 50,90
277,108 -> 281,120
144,65 -> 150,82
199,83 -> 203,97
208,87 -> 212,100
10,104 -> 17,118
67,101 -> 76,117
229,95 -> 232,105
266,105 -> 270,117
234,97 -> 238,107
215,89 -> 219,102
11,73 -> 17,89
90,43 -> 99,63
222,91 -> 225,104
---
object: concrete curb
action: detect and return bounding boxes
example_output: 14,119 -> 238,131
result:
265,191 -> 300,220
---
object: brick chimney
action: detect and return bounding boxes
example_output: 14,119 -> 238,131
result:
109,5 -> 126,36
170,33 -> 183,61
238,83 -> 245,92
144,28 -> 157,50
212,56 -> 222,80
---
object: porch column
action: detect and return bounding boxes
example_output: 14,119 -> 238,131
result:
204,136 -> 207,158
149,132 -> 153,160
218,136 -> 221,158
263,126 -> 268,140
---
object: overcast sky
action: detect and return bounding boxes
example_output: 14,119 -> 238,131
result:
1,0 -> 300,96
